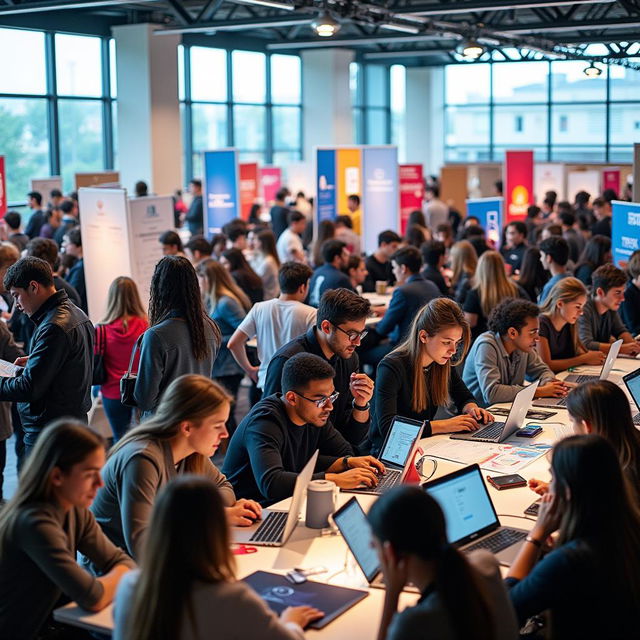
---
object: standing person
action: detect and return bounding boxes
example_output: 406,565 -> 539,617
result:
113,476 -> 322,640
620,250 -> 640,336
276,210 -> 307,264
368,487 -> 518,640
559,211 -> 585,263
421,240 -> 451,296
25,191 -> 46,239
363,230 -> 401,292
0,257 -> 94,458
449,240 -> 477,305
54,200 -> 79,247
517,247 -> 548,302
574,235 -> 612,287
270,188 -> 290,239
308,240 -> 353,307
134,256 -> 221,415
311,220 -> 335,268
500,221 -> 528,274
423,185 -> 449,231
537,236 -> 570,304
185,235 -> 213,266
0,420 -> 135,640
185,179 -> 204,236
506,435 -> 640,639
334,215 -> 361,256
62,227 -> 87,312
97,276 -> 149,441
220,248 -> 264,306
38,207 -> 63,240
158,230 -> 185,257
3,211 -> 29,252
346,194 -> 362,234
590,197 -> 612,237
249,229 -> 280,300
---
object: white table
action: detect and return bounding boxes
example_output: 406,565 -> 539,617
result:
55,356 -> 640,637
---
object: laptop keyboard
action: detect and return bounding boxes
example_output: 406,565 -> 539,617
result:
471,421 -> 505,440
249,511 -> 288,544
376,469 -> 401,491
569,374 -> 598,384
465,528 -> 527,554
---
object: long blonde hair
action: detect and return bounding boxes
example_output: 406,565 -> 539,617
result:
472,251 -> 518,317
540,276 -> 588,355
197,259 -> 251,313
124,476 -> 235,640
393,298 -> 471,413
450,240 -> 477,287
110,375 -> 231,475
100,276 -> 147,329
0,420 -> 104,555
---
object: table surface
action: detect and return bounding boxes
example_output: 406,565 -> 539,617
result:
54,356 -> 640,637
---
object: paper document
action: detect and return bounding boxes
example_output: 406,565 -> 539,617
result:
0,358 -> 22,377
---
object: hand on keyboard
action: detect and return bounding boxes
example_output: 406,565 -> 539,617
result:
536,380 -> 569,398
327,467 -> 379,489
464,404 -> 495,425
227,499 -> 263,527
432,414 -> 482,434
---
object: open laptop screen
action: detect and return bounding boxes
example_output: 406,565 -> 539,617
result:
379,417 -> 423,468
624,368 -> 640,406
424,464 -> 499,546
332,497 -> 380,583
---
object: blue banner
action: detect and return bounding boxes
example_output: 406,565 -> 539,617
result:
466,197 -> 503,248
612,200 -> 640,267
317,149 -> 336,223
203,150 -> 239,237
362,147 -> 398,254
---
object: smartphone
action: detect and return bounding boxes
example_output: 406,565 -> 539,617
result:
524,499 -> 542,516
487,474 -> 527,490
517,425 -> 543,438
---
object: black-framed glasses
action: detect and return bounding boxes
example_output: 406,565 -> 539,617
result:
330,322 -> 368,343
293,390 -> 340,408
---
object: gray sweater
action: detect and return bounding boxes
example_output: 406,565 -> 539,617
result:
578,297 -> 628,351
91,439 -> 235,559
463,331 -> 555,407
0,502 -> 134,640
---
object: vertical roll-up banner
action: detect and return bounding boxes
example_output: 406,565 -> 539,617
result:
603,168 -> 621,196
260,167 -> 282,205
504,150 -> 533,226
337,148 -> 362,234
466,197 -> 503,249
317,149 -> 337,222
399,164 -> 424,235
534,163 -> 564,204
612,200 -> 640,268
0,156 -> 6,217
239,162 -> 259,221
203,149 -> 239,237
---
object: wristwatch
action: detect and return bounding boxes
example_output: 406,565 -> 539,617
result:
342,456 -> 351,471
525,535 -> 543,548
352,399 -> 370,411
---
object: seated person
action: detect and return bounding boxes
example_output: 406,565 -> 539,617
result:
537,235 -> 571,304
463,298 -> 566,407
506,435 -> 640,639
620,250 -> 640,337
500,221 -> 528,273
368,487 -> 518,640
223,353 -> 384,506
420,240 -> 450,296
91,375 -> 261,560
363,230 -> 401,292
0,420 -> 134,640
370,298 -> 493,456
114,477 -> 321,640
538,277 -> 606,373
578,263 -> 640,356
263,289 -> 373,448
308,239 -> 353,307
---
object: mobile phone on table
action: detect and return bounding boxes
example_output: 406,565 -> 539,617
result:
524,499 -> 542,516
487,474 -> 527,490
516,425 -> 543,438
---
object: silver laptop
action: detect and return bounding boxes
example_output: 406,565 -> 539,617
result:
534,338 -> 622,407
232,450 -> 318,547
623,367 -> 640,426
424,464 -> 528,566
450,380 -> 539,443
347,416 -> 425,495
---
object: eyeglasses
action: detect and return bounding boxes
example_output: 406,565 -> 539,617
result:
293,390 -> 340,408
330,322 -> 368,343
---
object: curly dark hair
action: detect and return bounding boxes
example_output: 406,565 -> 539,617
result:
488,297 -> 540,336
282,353 -> 335,393
148,256 -> 221,360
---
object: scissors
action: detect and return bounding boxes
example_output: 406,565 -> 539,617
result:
232,544 -> 258,555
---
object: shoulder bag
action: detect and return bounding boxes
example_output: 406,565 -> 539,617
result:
120,333 -> 144,407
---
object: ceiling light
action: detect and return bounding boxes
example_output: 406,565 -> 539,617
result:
380,22 -> 421,35
457,40 -> 485,59
233,0 -> 295,10
311,11 -> 341,37
584,61 -> 603,77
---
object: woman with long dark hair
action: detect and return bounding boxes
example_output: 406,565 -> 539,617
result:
574,234 -> 612,287
134,256 -> 221,414
220,248 -> 264,306
249,228 -> 280,300
368,486 -> 517,640
113,476 -> 322,640
507,435 -> 640,638
517,247 -> 548,302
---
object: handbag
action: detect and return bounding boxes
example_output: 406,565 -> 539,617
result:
120,333 -> 144,408
92,324 -> 107,386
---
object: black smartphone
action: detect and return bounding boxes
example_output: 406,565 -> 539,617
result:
487,474 -> 527,490
524,499 -> 542,516
517,425 -> 543,438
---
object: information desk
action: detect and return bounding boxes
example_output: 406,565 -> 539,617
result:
55,357 -> 639,637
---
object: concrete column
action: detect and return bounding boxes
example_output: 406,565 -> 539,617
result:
112,24 -> 182,195
302,48 -> 354,162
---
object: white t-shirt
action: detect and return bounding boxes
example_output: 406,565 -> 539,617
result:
237,298 -> 317,389
276,228 -> 305,264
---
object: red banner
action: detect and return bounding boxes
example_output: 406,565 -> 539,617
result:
504,150 -> 534,225
0,156 -> 6,217
399,164 -> 424,235
239,162 -> 259,221
603,168 -> 620,196
260,167 -> 282,204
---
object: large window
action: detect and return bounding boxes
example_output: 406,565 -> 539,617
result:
444,57 -> 640,163
351,62 -> 392,145
0,27 -> 115,204
180,46 -> 302,182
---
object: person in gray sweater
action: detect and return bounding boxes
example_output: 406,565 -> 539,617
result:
0,420 -> 134,640
463,298 -> 566,408
92,375 -> 261,560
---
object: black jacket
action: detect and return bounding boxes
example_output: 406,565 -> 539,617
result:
0,290 -> 94,432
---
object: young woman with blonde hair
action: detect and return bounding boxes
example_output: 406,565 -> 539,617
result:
0,420 -> 134,639
90,375 -> 261,561
449,240 -> 478,305
114,476 -> 322,640
98,276 -> 148,440
371,298 -> 492,455
537,277 -> 605,373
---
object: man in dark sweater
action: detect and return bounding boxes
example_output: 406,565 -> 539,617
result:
363,230 -> 401,292
308,239 -> 354,307
223,353 -> 384,505
269,187 -> 290,239
421,240 -> 451,297
185,178 -> 204,235
263,288 -> 373,447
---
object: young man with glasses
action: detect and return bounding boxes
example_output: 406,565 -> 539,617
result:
263,288 -> 373,448
223,353 -> 384,506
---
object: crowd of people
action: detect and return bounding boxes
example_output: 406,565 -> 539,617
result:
0,179 -> 639,640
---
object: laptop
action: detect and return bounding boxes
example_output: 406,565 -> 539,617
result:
534,339 -> 622,407
331,496 -> 419,593
623,367 -> 640,426
450,380 -> 539,443
347,416 -> 425,495
232,450 -> 318,547
423,463 -> 528,566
